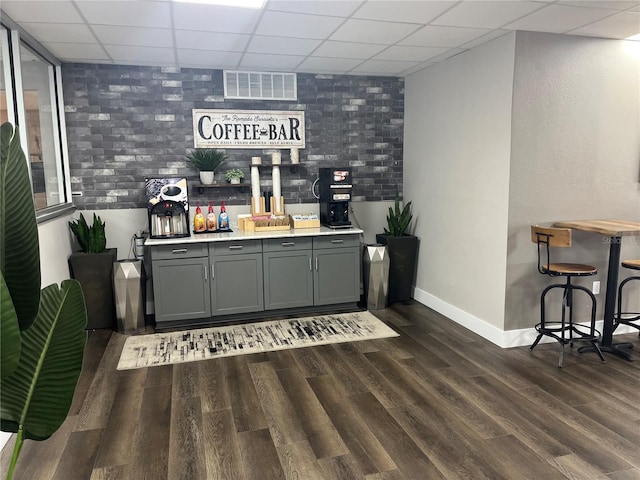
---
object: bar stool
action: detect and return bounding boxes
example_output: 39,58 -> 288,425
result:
615,259 -> 640,335
529,226 -> 605,368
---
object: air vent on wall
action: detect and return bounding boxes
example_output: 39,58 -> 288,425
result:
224,70 -> 297,101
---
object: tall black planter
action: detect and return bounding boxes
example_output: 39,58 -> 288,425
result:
68,248 -> 117,329
375,234 -> 418,303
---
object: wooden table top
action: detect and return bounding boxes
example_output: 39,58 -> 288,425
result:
553,219 -> 640,236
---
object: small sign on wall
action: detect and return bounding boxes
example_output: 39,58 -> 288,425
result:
193,109 -> 305,149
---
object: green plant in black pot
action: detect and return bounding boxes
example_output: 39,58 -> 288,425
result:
1,122 -> 87,480
68,213 -> 107,253
384,193 -> 413,236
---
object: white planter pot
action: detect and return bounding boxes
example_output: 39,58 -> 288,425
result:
230,177 -> 241,184
199,171 -> 214,185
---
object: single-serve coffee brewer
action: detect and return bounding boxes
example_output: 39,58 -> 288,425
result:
146,177 -> 190,239
318,167 -> 352,228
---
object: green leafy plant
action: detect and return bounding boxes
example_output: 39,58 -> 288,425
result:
68,213 -> 107,253
224,168 -> 245,182
384,193 -> 413,237
1,122 -> 87,480
185,148 -> 227,171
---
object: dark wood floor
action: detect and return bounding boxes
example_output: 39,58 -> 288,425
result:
2,301 -> 640,480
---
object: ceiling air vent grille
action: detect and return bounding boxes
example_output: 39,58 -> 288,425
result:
224,70 -> 297,101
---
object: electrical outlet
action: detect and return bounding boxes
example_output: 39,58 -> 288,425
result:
592,281 -> 600,295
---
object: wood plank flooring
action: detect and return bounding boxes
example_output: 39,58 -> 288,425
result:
2,301 -> 640,479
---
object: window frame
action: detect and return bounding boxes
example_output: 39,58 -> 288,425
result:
1,14 -> 74,223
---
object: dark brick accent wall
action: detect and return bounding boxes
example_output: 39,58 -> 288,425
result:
62,64 -> 404,209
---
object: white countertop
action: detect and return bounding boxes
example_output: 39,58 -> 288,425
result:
145,226 -> 364,246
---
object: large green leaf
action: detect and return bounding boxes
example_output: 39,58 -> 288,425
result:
0,123 -> 40,329
0,273 -> 21,380
1,280 -> 87,440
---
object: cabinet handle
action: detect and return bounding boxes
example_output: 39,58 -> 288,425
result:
315,256 -> 319,271
204,265 -> 208,281
228,245 -> 243,250
309,257 -> 312,271
172,248 -> 188,254
281,242 -> 295,247
211,264 -> 215,279
330,239 -> 344,244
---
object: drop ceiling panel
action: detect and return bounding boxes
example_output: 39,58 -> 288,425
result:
76,1 -> 172,28
311,40 -> 386,59
18,23 -> 96,44
351,59 -> 420,74
400,25 -> 491,48
174,30 -> 250,52
104,45 -> 175,64
246,35 -> 322,55
297,56 -> 363,72
240,52 -> 305,70
0,1 -> 83,24
330,18 -> 420,44
433,1 -> 546,29
569,10 -> 640,38
255,11 -> 345,39
42,42 -> 109,61
177,49 -> 242,67
505,5 -> 620,33
266,0 -> 363,17
93,26 -> 173,48
373,45 -> 450,62
352,0 -> 456,24
172,3 -> 261,33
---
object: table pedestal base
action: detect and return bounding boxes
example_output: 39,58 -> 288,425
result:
579,343 -> 634,361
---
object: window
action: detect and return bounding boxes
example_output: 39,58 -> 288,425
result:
0,21 -> 71,219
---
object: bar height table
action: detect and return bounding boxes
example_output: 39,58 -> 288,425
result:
553,220 -> 640,361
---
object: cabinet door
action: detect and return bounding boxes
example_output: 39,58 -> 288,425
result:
211,253 -> 264,316
313,247 -> 360,305
152,258 -> 210,323
263,251 -> 313,310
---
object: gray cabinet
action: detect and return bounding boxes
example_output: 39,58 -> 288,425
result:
151,244 -> 210,324
210,240 -> 263,316
263,238 -> 313,310
313,235 -> 360,306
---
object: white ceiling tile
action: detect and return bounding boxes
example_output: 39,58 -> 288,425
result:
246,35 -> 322,55
424,47 -> 467,64
172,3 -> 261,33
239,53 -> 306,69
93,26 -> 173,48
569,10 -> 640,38
433,1 -> 546,29
557,1 -> 640,10
505,5 -> 619,33
353,0 -> 457,24
0,1 -> 83,24
175,30 -> 250,52
19,23 -> 97,44
42,42 -> 109,61
402,62 -> 436,76
76,1 -> 172,28
255,11 -> 345,39
459,29 -> 511,49
350,59 -> 419,74
399,25 -> 491,47
177,49 -> 242,67
266,0 -> 362,17
312,40 -> 387,58
373,45 -> 450,61
104,45 -> 175,64
330,18 -> 421,44
297,56 -> 363,72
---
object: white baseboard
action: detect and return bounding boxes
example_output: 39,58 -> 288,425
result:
412,286 -> 638,349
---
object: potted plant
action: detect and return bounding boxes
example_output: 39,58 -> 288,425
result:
1,122 -> 87,480
225,168 -> 245,184
185,148 -> 227,185
68,213 -> 118,329
376,193 -> 418,303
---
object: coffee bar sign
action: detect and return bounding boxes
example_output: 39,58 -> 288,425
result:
193,109 -> 305,149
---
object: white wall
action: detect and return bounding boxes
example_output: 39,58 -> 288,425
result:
404,33 -> 516,331
506,32 -> 640,331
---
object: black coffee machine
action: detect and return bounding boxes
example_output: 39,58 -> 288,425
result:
318,167 -> 352,228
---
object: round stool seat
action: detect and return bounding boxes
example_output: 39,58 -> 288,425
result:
543,263 -> 598,276
622,259 -> 640,271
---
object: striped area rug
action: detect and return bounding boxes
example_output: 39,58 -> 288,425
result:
117,311 -> 398,370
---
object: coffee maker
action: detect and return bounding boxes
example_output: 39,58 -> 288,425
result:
318,167 -> 352,228
146,177 -> 190,239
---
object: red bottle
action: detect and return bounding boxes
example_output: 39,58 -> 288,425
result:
206,201 -> 217,231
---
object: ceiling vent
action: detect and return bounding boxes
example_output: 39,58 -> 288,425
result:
224,70 -> 297,101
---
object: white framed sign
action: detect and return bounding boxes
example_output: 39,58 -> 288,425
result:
193,109 -> 305,149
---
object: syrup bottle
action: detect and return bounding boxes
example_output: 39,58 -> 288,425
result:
218,201 -> 229,230
206,201 -> 217,231
193,202 -> 206,232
